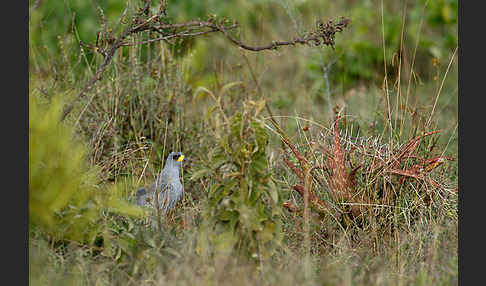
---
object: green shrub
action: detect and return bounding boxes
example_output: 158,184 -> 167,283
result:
193,98 -> 282,260
29,90 -> 144,244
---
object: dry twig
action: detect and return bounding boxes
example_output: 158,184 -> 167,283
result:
61,1 -> 350,120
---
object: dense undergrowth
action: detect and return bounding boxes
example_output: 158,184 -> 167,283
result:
29,0 -> 457,285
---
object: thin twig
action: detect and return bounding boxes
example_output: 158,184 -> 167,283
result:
60,1 -> 349,120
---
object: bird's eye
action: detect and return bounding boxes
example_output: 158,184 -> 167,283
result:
173,154 -> 180,160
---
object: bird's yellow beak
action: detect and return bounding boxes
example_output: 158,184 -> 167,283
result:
177,155 -> 185,162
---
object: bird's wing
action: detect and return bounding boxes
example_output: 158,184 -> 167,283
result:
147,170 -> 182,212
149,173 -> 173,212
159,183 -> 176,212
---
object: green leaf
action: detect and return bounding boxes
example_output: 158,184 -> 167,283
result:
230,112 -> 243,137
257,221 -> 275,243
219,210 -> 234,221
251,157 -> 267,174
211,231 -> 237,257
267,179 -> 279,204
209,183 -> 222,195
190,168 -> 212,181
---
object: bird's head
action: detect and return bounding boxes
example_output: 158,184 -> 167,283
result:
166,151 -> 185,167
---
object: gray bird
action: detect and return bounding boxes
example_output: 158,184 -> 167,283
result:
136,152 -> 185,214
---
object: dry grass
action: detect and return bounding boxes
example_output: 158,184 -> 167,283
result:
29,0 -> 457,285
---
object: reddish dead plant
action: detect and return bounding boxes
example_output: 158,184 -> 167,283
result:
279,114 -> 456,224
325,116 -> 363,217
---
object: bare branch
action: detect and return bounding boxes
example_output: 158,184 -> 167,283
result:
61,1 -> 350,120
213,17 -> 350,52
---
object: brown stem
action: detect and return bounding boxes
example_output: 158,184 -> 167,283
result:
293,184 -> 328,214
283,157 -> 305,181
60,1 -> 349,121
283,201 -> 302,214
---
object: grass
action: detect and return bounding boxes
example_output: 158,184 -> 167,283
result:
29,215 -> 457,285
29,0 -> 457,285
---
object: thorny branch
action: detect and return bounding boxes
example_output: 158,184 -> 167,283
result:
61,1 -> 350,120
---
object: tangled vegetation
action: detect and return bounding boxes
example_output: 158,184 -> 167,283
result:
29,0 -> 457,285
